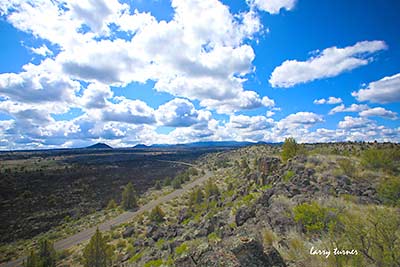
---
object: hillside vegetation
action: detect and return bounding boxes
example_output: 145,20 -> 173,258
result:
4,141 -> 400,266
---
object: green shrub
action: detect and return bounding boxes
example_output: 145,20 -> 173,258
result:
361,148 -> 397,172
207,232 -> 221,244
227,182 -> 234,191
281,137 -> 304,162
163,177 -> 171,186
340,194 -> 358,203
337,158 -> 357,177
339,206 -> 400,266
172,177 -> 182,189
25,239 -> 57,267
240,158 -> 249,169
176,172 -> 190,182
116,239 -> 126,249
154,180 -> 162,190
189,188 -> 204,207
57,249 -> 72,261
377,176 -> 400,206
149,206 -> 165,223
204,180 -> 219,199
129,252 -> 143,263
262,228 -> 277,248
155,238 -> 165,249
293,202 -> 333,233
122,182 -> 137,210
188,168 -> 198,176
126,244 -> 135,255
175,243 -> 188,256
238,193 -> 256,207
144,259 -> 163,267
283,170 -> 295,182
106,199 -> 117,210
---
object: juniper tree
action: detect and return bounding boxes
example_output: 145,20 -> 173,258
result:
154,180 -> 162,190
281,137 -> 303,162
83,228 -> 112,267
149,205 -> 165,223
121,182 -> 137,210
163,177 -> 171,186
106,199 -> 117,210
205,180 -> 219,199
189,187 -> 204,207
172,177 -> 182,189
25,239 -> 56,267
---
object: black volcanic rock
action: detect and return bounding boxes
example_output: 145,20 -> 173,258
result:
122,226 -> 135,238
236,206 -> 256,226
86,143 -> 112,149
231,237 -> 286,267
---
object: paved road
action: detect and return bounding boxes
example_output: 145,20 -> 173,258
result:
155,159 -> 196,167
1,163 -> 212,267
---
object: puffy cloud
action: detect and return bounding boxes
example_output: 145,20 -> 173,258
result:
359,107 -> 398,120
68,0 -> 127,35
8,0 -> 265,114
0,102 -> 53,125
301,128 -> 347,143
313,99 -> 326,105
328,104 -> 369,115
338,116 -> 372,129
270,41 -> 387,88
1,0 -> 91,50
200,91 -> 274,114
1,1 -> 399,149
314,96 -> 342,105
171,0 -> 260,47
261,96 -> 275,107
156,98 -> 211,127
117,9 -> 156,33
352,73 -> 400,103
101,98 -> 156,124
278,112 -> 324,128
266,112 -> 324,143
0,58 -> 80,142
210,114 -> 274,142
60,38 -> 150,86
80,83 -> 113,109
30,44 -> 53,56
297,125 -> 400,143
0,59 -> 80,105
249,0 -> 297,14
266,110 -> 275,117
227,114 -> 274,131
168,126 -> 215,144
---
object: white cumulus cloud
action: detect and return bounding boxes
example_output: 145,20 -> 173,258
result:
359,107 -> 398,120
314,96 -> 342,105
338,116 -> 372,129
156,98 -> 211,127
30,44 -> 53,56
352,73 -> 400,103
329,103 -> 369,115
269,41 -> 387,88
249,0 -> 297,14
278,112 -> 324,128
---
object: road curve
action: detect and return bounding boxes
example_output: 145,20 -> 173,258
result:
1,164 -> 212,267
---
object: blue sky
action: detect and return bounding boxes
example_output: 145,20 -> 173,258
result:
0,0 -> 399,149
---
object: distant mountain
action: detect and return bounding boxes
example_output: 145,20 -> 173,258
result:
86,143 -> 113,149
133,144 -> 149,148
133,141 -> 270,149
179,141 -> 255,148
